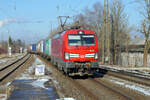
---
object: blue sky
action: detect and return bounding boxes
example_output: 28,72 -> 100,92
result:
0,0 -> 143,44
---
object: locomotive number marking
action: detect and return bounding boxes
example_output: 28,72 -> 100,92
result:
80,55 -> 85,58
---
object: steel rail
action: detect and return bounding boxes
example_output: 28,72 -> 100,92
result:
106,71 -> 150,86
38,55 -> 100,100
0,54 -> 31,82
0,53 -> 28,71
90,78 -> 135,100
101,67 -> 150,80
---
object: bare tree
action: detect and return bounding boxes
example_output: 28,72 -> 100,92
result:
74,2 -> 103,61
139,0 -> 150,67
110,0 -> 130,65
49,1 -> 131,65
73,0 -> 131,65
101,0 -> 111,64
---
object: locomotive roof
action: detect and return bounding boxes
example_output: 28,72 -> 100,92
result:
66,29 -> 95,34
52,29 -> 96,39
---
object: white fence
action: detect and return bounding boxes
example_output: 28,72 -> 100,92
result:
121,52 -> 150,67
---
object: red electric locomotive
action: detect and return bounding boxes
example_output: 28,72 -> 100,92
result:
51,28 -> 99,76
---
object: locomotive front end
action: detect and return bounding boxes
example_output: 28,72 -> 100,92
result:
63,30 -> 99,76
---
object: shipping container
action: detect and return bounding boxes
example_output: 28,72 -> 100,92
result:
31,44 -> 36,51
49,39 -> 51,56
37,42 -> 40,53
40,40 -> 44,53
27,45 -> 31,52
45,39 -> 51,56
43,40 -> 46,54
45,39 -> 49,56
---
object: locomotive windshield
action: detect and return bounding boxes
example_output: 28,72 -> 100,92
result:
68,34 -> 95,46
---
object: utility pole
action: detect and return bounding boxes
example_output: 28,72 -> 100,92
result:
102,0 -> 106,64
7,30 -> 9,49
7,30 -> 11,56
106,0 -> 110,64
102,0 -> 110,64
111,10 -> 115,64
58,16 -> 69,31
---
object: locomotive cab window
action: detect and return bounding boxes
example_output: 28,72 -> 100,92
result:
68,35 -> 81,46
68,34 -> 95,46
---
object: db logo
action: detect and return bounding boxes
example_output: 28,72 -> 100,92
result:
80,55 -> 84,58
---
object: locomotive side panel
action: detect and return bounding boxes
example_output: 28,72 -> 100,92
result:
51,33 -> 65,67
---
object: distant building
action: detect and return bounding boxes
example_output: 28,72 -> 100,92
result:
128,37 -> 146,52
0,42 -> 8,54
121,37 -> 150,67
130,37 -> 145,46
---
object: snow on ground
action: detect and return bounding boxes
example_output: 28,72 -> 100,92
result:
56,98 -> 75,100
0,58 -> 10,64
0,94 -> 7,100
107,77 -> 150,96
15,56 -> 60,87
0,56 -> 75,100
5,82 -> 11,87
0,82 -> 12,100
100,64 -> 150,72
14,56 -> 75,100
0,53 -> 25,67
16,56 -> 44,80
31,78 -> 49,89
100,64 -> 150,79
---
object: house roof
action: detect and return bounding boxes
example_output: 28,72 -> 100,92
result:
129,37 -> 145,45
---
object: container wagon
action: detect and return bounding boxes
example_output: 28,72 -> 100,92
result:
44,39 -> 51,59
28,44 -> 37,54
36,42 -> 41,54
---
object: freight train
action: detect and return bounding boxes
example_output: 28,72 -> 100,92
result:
28,28 -> 99,76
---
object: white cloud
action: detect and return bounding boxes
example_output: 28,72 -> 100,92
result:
0,18 -> 16,28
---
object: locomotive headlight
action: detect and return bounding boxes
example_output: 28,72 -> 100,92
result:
95,53 -> 98,59
78,31 -> 84,34
65,53 -> 70,60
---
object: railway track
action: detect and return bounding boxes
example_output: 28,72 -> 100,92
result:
38,55 -> 140,100
68,77 -> 100,100
100,66 -> 150,79
72,77 -> 135,100
0,54 -> 31,84
99,68 -> 150,87
0,54 -> 22,60
91,78 -> 134,100
38,54 -> 150,100
38,55 -> 99,100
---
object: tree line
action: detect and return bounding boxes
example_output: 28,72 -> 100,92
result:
49,0 -> 150,67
